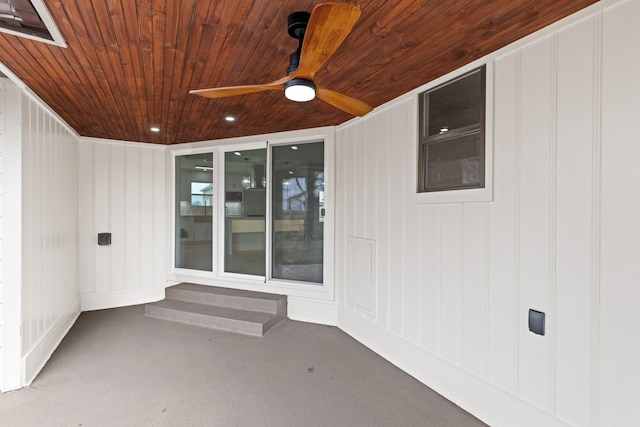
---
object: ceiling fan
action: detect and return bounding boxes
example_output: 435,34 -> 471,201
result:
190,1 -> 373,117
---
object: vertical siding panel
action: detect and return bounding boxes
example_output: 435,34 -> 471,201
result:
518,37 -> 552,410
388,106 -> 404,336
0,79 -> 3,387
93,143 -> 111,293
419,204 -> 439,354
26,100 -> 34,348
344,124 -> 355,308
347,124 -> 356,243
33,101 -> 41,349
139,148 -> 154,286
600,1 -> 640,425
110,144 -> 126,291
0,78 -> 4,388
439,203 -> 462,364
554,16 -> 596,427
402,101 -> 419,343
363,115 -> 374,241
125,146 -> 141,288
49,120 -> 57,322
375,109 -> 390,326
344,125 -> 356,308
21,98 -> 31,350
39,107 -> 48,334
47,116 -> 56,319
489,53 -> 517,392
382,110 -> 394,329
354,123 -> 365,239
78,141 -> 95,293
153,148 -> 167,288
335,127 -> 347,307
462,202 -> 486,376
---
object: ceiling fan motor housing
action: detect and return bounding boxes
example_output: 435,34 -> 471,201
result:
287,11 -> 310,39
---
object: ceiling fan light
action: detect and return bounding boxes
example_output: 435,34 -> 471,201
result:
284,78 -> 316,102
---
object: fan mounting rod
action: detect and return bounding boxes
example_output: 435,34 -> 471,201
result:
287,11 -> 310,75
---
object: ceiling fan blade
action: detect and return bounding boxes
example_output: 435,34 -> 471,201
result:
294,2 -> 361,80
190,75 -> 292,98
317,88 -> 372,116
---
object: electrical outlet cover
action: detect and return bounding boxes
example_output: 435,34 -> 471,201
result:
528,309 -> 545,335
98,232 -> 111,246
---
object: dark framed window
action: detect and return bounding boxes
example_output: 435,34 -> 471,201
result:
418,66 -> 486,192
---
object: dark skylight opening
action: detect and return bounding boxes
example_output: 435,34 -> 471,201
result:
0,0 -> 65,46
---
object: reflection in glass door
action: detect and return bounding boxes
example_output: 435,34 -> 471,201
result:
272,142 -> 324,283
175,153 -> 213,271
224,149 -> 267,276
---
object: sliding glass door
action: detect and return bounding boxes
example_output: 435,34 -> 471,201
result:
174,140 -> 325,285
175,153 -> 214,271
271,142 -> 324,284
224,148 -> 267,276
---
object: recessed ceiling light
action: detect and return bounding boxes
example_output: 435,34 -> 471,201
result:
234,151 -> 242,156
150,126 -> 160,132
289,171 -> 294,175
225,116 -> 235,122
291,146 -> 298,150
439,126 -> 449,133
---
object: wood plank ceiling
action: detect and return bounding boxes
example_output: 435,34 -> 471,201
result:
0,0 -> 597,145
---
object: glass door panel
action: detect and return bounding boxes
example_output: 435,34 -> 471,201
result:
224,149 -> 267,276
175,153 -> 213,271
272,142 -> 324,283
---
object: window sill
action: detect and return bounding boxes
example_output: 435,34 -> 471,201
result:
412,185 -> 493,204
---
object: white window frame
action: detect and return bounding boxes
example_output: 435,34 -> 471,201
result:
411,60 -> 494,204
171,146 -> 219,279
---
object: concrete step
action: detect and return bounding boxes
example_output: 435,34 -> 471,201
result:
145,284 -> 287,337
166,283 -> 286,315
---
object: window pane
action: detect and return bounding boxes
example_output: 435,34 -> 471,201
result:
175,153 -> 213,271
427,69 -> 483,137
424,133 -> 481,190
224,149 -> 266,276
419,66 -> 485,192
272,142 -> 324,284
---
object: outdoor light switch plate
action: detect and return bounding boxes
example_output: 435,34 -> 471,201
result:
528,309 -> 545,336
98,232 -> 111,246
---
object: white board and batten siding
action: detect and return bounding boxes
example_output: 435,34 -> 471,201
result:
0,76 -> 81,391
335,1 -> 640,426
78,138 -> 167,310
0,77 -> 23,391
0,78 -> 8,390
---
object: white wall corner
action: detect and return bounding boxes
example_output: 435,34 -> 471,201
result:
0,77 -> 22,392
337,308 -> 571,427
80,287 -> 166,312
287,296 -> 338,326
22,300 -> 80,387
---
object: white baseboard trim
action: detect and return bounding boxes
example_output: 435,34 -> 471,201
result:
338,308 -> 570,427
80,287 -> 165,311
288,297 -> 338,326
22,299 -> 81,387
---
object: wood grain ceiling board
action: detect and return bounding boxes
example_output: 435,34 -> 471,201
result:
0,0 -> 597,144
